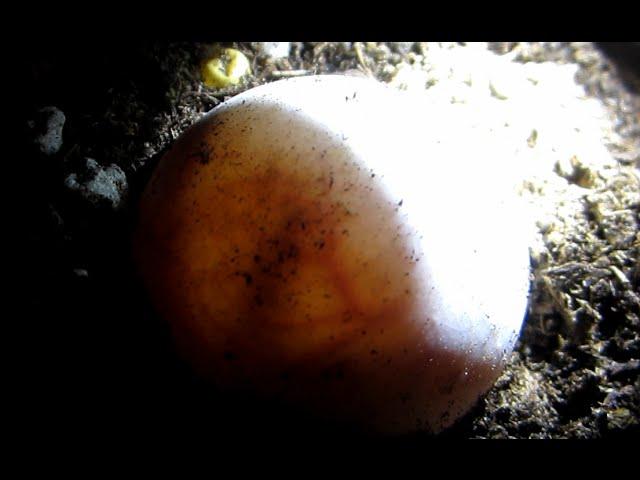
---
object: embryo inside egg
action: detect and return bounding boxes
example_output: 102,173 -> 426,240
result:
133,75 -> 531,434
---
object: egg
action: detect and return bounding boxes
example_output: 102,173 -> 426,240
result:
133,75 -> 531,435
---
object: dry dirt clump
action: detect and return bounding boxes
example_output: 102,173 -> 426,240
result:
20,42 -> 639,440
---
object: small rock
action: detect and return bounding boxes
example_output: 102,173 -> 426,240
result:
73,268 -> 89,278
554,155 -> 596,188
606,359 -> 640,382
388,53 -> 403,65
389,42 -> 415,55
28,106 -> 66,156
603,384 -> 635,409
488,42 -> 518,55
64,158 -> 128,210
607,407 -> 638,431
260,42 -> 290,59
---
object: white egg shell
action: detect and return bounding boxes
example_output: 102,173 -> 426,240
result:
135,74 -> 531,435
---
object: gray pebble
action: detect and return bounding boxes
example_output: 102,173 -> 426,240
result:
73,268 -> 89,278
606,359 -> 640,382
389,42 -> 415,55
64,158 -> 128,210
388,53 -> 403,65
603,384 -> 635,409
260,42 -> 291,59
28,106 -> 66,156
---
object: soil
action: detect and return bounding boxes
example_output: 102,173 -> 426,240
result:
18,42 -> 639,444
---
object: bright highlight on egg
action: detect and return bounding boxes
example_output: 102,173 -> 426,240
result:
133,74 -> 531,435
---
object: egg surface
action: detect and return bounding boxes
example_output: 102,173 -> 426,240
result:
133,75 -> 531,434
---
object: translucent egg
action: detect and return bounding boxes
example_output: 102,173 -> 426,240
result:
133,75 -> 531,434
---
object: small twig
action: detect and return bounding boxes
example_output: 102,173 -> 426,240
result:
269,69 -> 311,79
354,42 -> 372,77
182,89 -> 222,105
610,265 -> 631,286
62,143 -> 80,163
